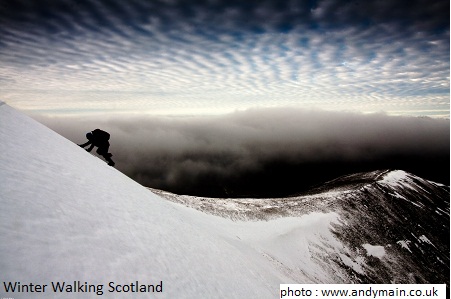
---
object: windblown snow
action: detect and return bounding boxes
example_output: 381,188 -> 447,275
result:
0,103 -> 449,299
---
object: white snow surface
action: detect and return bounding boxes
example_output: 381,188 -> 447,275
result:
0,104 -> 349,298
362,244 -> 386,259
380,170 -> 409,186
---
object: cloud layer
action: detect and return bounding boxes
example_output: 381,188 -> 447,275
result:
1,0 -> 449,117
34,108 -> 450,197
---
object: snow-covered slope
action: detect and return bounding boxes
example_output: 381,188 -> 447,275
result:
1,103 -> 449,299
154,169 -> 450,285
0,103 -> 282,298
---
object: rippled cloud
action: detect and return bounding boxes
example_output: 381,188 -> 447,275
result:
0,0 -> 449,117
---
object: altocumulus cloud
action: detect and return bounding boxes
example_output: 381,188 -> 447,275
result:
0,0 -> 449,116
34,108 -> 450,197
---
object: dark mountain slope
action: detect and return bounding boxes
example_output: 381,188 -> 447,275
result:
154,169 -> 450,285
325,170 -> 449,284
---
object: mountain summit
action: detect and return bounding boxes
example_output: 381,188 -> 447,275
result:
0,104 -> 449,298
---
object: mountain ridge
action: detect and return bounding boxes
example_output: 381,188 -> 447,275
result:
1,104 -> 449,298
153,168 -> 450,285
152,169 -> 449,220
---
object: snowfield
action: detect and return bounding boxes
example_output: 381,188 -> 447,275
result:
0,103 -> 449,298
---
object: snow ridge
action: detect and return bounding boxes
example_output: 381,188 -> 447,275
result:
1,104 -> 449,299
154,170 -> 450,285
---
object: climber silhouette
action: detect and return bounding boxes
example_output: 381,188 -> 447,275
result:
78,129 -> 115,166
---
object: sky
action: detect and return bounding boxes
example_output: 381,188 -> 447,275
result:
1,0 -> 449,197
0,0 -> 449,117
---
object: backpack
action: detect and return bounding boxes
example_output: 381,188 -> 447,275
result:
92,129 -> 110,141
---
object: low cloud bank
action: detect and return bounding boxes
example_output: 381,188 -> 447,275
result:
34,108 -> 450,197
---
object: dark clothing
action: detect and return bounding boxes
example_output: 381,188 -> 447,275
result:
79,129 -> 115,166
81,131 -> 109,152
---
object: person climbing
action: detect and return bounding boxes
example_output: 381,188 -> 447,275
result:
78,129 -> 115,166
